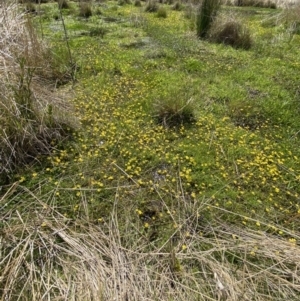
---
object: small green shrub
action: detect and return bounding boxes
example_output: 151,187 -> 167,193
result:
79,2 -> 93,18
145,0 -> 159,12
196,0 -> 221,39
210,20 -> 253,50
157,6 -> 167,18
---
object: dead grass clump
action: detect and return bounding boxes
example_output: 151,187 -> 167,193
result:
0,2 -> 77,181
1,183 -> 300,300
145,0 -> 159,12
79,2 -> 93,18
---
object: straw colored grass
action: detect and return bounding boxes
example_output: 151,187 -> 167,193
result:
224,0 -> 296,7
272,2 -> 300,34
1,182 -> 300,301
0,1 -> 77,180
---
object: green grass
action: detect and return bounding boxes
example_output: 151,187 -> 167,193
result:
2,1 -> 300,300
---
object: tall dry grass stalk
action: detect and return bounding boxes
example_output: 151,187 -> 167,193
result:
0,1 -> 77,181
1,182 -> 300,300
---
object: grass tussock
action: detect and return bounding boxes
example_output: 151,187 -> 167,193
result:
154,98 -> 195,128
79,2 -> 93,18
209,16 -> 253,49
152,79 -> 198,128
0,2 -> 77,181
1,183 -> 300,301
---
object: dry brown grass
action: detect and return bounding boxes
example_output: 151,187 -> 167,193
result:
1,182 -> 300,301
277,2 -> 300,34
0,1 -> 77,181
234,0 -> 276,8
223,0 -> 298,7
